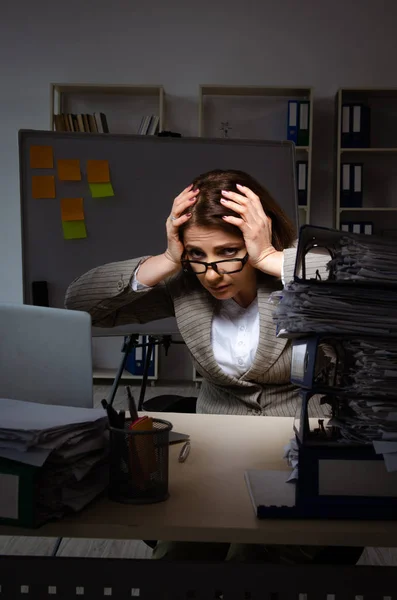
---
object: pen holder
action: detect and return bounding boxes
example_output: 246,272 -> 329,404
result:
108,418 -> 172,504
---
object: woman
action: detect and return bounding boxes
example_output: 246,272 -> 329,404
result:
65,169 -> 362,564
65,169 -> 326,417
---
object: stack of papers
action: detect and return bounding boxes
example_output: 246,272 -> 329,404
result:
272,283 -> 397,337
273,228 -> 397,474
0,398 -> 109,521
328,235 -> 397,284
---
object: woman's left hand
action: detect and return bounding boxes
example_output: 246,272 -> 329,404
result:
220,184 -> 276,268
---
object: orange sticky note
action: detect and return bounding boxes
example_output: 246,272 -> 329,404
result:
87,160 -> 110,183
32,175 -> 56,199
61,198 -> 84,222
30,146 -> 54,169
57,159 -> 81,181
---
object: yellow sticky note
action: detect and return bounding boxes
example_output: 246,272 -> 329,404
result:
57,159 -> 81,181
89,182 -> 114,198
32,175 -> 56,199
62,221 -> 87,240
87,160 -> 110,183
30,145 -> 54,169
61,198 -> 84,222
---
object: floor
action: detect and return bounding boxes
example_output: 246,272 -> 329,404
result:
1,381 -> 397,566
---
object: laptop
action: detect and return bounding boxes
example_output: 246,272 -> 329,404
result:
0,303 -> 93,408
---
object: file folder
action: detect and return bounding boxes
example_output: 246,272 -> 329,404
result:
352,104 -> 371,148
341,104 -> 352,147
340,163 -> 363,207
125,335 -> 155,377
341,104 -> 370,148
297,101 -> 310,146
296,161 -> 308,206
287,101 -> 298,144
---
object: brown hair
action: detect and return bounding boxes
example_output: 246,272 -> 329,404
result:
179,169 -> 296,251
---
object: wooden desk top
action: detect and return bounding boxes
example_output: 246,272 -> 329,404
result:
1,413 -> 396,547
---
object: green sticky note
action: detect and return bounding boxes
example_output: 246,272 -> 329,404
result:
89,182 -> 114,198
62,220 -> 87,240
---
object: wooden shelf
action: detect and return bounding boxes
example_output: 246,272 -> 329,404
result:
50,83 -> 166,133
198,85 -> 313,226
199,85 -> 312,97
52,83 -> 164,96
335,87 -> 397,229
340,207 -> 397,212
339,87 -> 397,99
340,147 -> 397,153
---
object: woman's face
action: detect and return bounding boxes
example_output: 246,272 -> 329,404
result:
183,226 -> 257,308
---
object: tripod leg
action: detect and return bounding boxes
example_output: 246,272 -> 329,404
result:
107,334 -> 139,406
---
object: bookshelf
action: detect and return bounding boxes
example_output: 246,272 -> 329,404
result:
335,88 -> 397,236
198,85 -> 314,226
50,83 -> 165,134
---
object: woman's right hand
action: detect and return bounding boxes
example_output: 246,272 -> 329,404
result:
164,184 -> 199,266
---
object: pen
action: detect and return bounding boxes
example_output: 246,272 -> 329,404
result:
126,386 -> 139,422
178,441 -> 191,463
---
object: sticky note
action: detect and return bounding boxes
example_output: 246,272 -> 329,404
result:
57,159 -> 81,181
87,160 -> 110,183
32,175 -> 56,199
62,221 -> 87,240
89,182 -> 114,198
61,198 -> 84,222
30,145 -> 54,169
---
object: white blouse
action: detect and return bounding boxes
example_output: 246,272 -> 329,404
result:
132,257 -> 285,378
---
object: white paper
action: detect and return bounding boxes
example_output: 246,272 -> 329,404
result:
373,441 -> 397,454
0,398 -> 106,431
0,473 -> 19,519
353,224 -> 361,234
383,453 -> 397,473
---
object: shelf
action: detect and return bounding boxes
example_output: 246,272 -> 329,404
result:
93,368 -> 157,381
340,87 -> 397,99
50,82 -> 166,134
340,148 -> 397,153
339,207 -> 397,212
298,206 -> 308,210
295,146 -> 309,151
200,85 -> 312,97
52,83 -> 164,96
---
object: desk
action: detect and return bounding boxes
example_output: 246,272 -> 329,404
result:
1,413 -> 397,548
1,414 -> 397,599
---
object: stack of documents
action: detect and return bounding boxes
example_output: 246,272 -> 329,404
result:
273,226 -> 397,473
328,235 -> 397,284
272,283 -> 397,337
0,398 -> 109,523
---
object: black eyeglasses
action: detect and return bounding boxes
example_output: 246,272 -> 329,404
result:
181,253 -> 249,275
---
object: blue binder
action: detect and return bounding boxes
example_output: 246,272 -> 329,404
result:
125,335 -> 155,377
